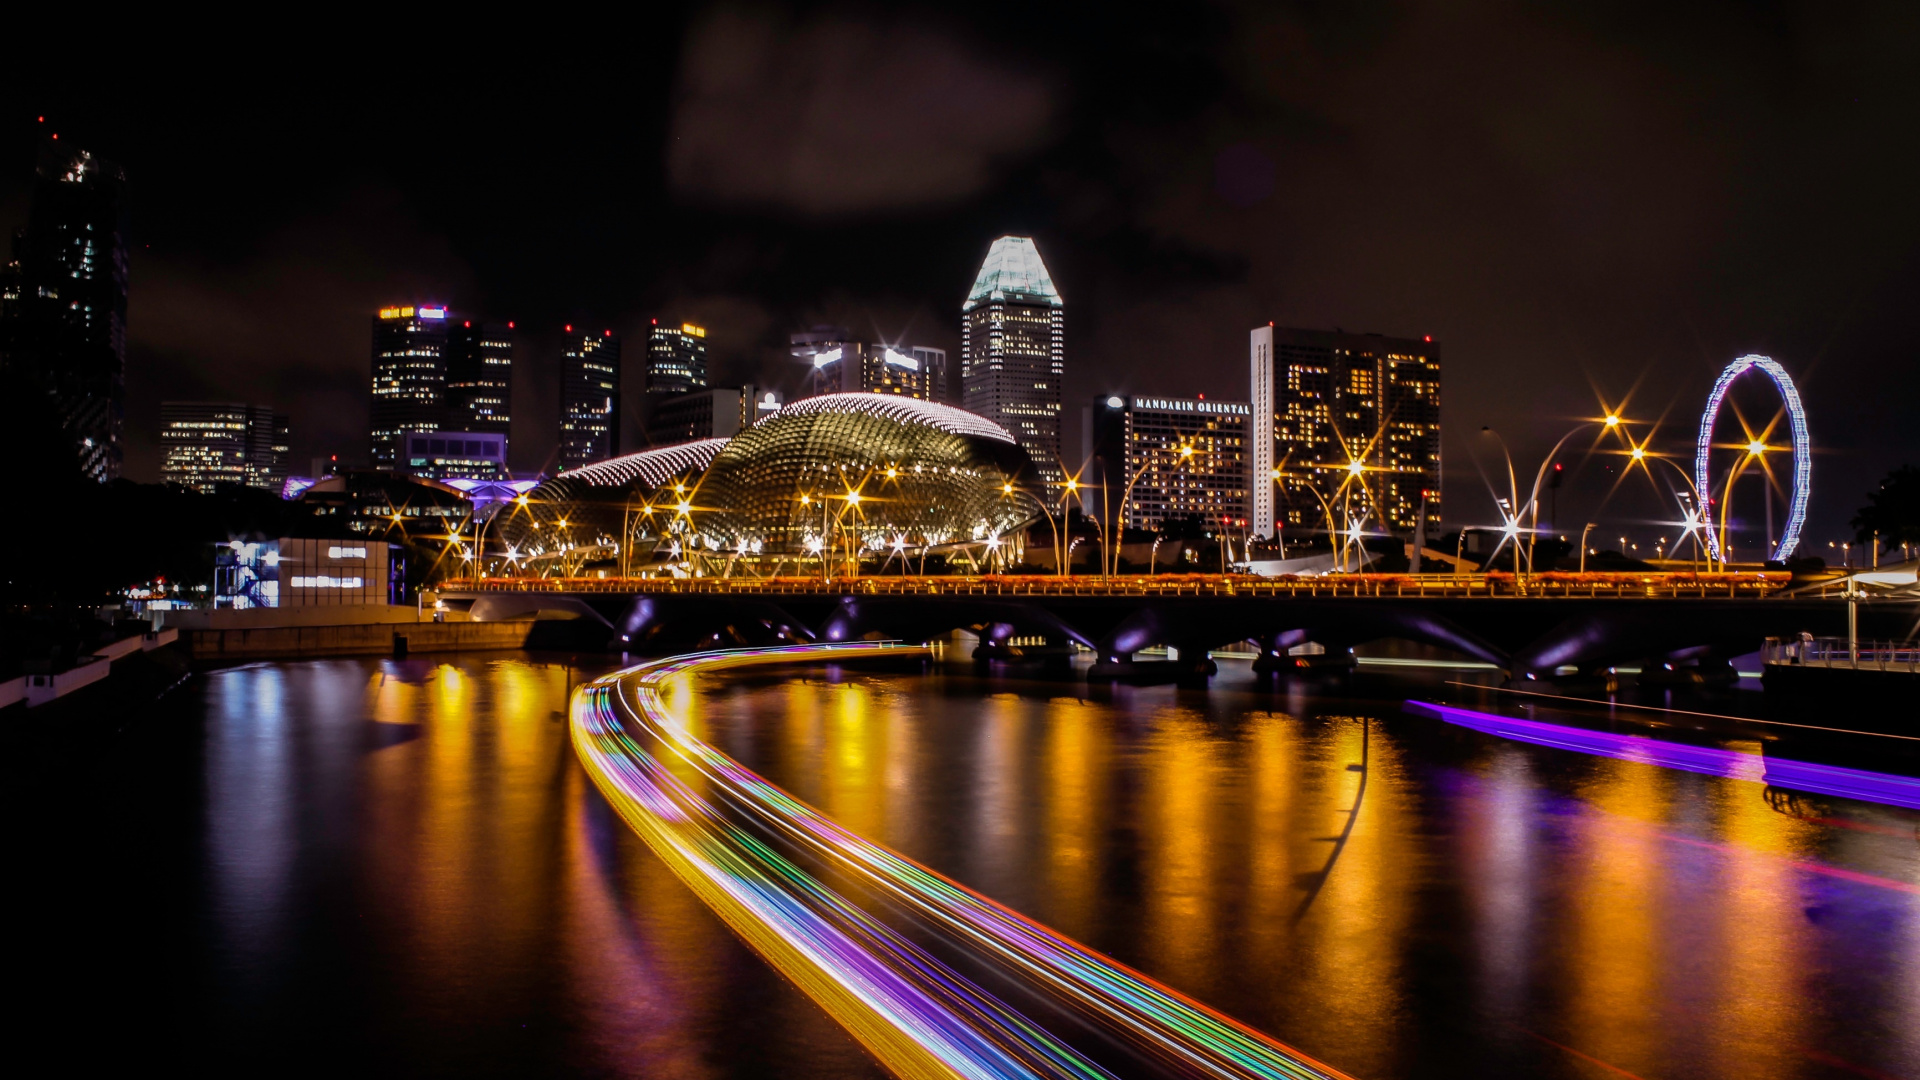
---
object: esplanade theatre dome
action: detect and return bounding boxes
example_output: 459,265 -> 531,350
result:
494,394 -> 1034,574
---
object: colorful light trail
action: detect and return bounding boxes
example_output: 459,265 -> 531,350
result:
571,642 -> 1352,1080
1407,700 -> 1920,812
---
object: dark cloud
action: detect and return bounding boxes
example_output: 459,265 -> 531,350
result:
5,1 -> 1918,551
669,7 -> 1057,214
123,187 -> 477,475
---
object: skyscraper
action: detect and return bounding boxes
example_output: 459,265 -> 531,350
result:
1249,326 -> 1441,538
559,327 -> 621,469
646,322 -> 709,397
446,319 -> 513,445
369,304 -> 450,468
0,139 -> 130,481
962,236 -> 1064,484
1090,395 -> 1251,532
160,402 -> 288,493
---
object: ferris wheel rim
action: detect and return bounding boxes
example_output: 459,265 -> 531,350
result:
1693,355 -> 1812,563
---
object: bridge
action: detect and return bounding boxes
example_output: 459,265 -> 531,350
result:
436,572 -> 1916,679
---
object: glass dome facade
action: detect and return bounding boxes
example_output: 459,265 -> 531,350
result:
493,394 -> 1033,573
696,394 -> 1033,555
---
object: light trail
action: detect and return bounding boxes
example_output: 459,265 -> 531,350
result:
572,642 -> 1352,1080
1407,700 -> 1920,812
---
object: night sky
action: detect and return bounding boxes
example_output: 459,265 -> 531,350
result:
6,3 -> 1918,554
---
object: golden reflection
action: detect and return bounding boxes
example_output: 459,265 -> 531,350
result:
1287,716 -> 1412,1075
1563,758 -> 1669,1072
822,679 -> 884,840
1139,705 -> 1222,991
1040,697 -> 1108,937
1242,710 -> 1300,952
1702,779 -> 1808,1074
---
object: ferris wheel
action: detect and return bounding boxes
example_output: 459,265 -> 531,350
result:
1693,355 -> 1811,563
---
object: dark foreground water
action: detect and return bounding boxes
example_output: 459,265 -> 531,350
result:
16,653 -> 1918,1079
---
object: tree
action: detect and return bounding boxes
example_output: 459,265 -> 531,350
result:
1852,465 -> 1920,553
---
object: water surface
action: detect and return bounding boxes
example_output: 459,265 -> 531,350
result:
17,653 -> 1917,1079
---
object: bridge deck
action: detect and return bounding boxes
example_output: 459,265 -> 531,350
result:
449,571 -> 1791,601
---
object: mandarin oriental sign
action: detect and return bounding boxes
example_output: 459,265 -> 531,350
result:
1132,397 -> 1249,416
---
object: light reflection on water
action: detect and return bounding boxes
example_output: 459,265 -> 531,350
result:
104,654 -> 1920,1078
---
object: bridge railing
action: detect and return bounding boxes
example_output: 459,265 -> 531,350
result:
445,571 -> 1791,600
1762,636 -> 1920,673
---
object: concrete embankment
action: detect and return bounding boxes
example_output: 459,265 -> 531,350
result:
164,605 -> 540,663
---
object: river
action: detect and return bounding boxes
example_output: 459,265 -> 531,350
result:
16,652 -> 1917,1079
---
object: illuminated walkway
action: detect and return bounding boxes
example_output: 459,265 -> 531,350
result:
571,642 -> 1353,1080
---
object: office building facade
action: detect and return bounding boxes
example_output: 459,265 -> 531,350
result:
213,537 -> 401,609
962,236 -> 1064,484
445,320 -> 513,444
791,327 -> 944,402
370,304 -> 450,468
0,140 -> 130,481
650,385 -> 781,443
646,322 -> 709,396
559,328 -> 621,469
1090,395 -> 1251,532
160,401 -> 289,493
399,430 -> 507,480
1249,325 -> 1441,537
912,346 -> 949,403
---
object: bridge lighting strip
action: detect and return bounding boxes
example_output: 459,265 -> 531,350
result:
573,642 -> 1351,1080
1693,355 -> 1813,563
1406,700 -> 1920,812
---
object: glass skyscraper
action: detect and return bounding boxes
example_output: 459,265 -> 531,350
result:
961,236 -> 1064,485
559,328 -> 622,469
0,139 -> 130,481
369,304 -> 450,468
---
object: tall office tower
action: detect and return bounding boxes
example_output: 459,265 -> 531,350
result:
911,346 -> 948,403
160,402 -> 288,493
559,327 -> 621,468
1249,325 -> 1441,538
646,321 -> 709,396
369,304 -> 450,468
1090,395 -> 1251,532
0,140 -> 130,481
445,319 -> 514,445
962,236 -> 1064,484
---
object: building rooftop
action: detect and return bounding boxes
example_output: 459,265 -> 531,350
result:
964,236 -> 1062,310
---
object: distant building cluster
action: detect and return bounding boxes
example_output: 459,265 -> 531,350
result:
2,127 -> 1447,573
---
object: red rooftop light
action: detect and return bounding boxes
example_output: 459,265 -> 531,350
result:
565,324 -> 572,332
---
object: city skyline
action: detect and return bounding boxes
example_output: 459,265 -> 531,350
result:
5,5 -> 1919,552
